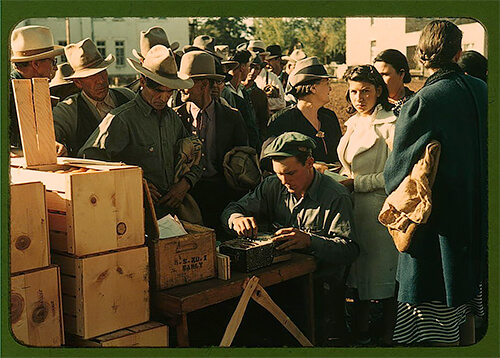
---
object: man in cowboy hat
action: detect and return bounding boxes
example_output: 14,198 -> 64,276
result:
222,132 -> 359,344
174,50 -> 249,238
220,49 -> 261,150
127,26 -> 180,92
9,25 -> 63,149
52,38 -> 135,157
243,40 -> 286,114
265,44 -> 284,81
80,45 -> 201,219
242,54 -> 270,142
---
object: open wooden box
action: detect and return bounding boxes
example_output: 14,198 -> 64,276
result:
10,78 -> 144,256
143,181 -> 217,290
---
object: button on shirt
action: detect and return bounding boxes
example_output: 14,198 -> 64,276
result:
189,100 -> 218,178
222,170 -> 359,268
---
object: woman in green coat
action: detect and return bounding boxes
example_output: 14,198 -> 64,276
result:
384,20 -> 487,346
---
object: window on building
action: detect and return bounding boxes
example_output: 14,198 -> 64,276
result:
463,43 -> 475,50
370,17 -> 375,26
115,40 -> 125,66
406,45 -> 418,69
58,40 -> 67,63
370,40 -> 377,62
96,41 -> 106,58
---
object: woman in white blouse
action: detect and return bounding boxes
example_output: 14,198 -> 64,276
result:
337,65 -> 398,345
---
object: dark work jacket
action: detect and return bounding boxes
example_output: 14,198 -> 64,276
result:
73,89 -> 131,157
174,99 -> 249,174
384,65 -> 488,306
267,105 -> 342,164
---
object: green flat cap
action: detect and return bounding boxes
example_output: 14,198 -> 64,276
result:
261,132 -> 316,159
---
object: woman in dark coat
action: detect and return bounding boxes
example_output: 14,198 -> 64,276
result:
267,57 -> 342,168
384,20 -> 487,346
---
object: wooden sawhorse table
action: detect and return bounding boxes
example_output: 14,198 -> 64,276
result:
152,253 -> 317,347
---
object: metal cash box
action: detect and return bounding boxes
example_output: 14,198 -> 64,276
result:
219,234 -> 290,272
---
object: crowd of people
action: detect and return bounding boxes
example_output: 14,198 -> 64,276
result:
9,19 -> 488,347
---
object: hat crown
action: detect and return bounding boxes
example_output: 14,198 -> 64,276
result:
288,56 -> 331,87
65,38 -> 105,72
262,132 -> 316,159
192,35 -> 216,52
142,45 -> 178,78
248,40 -> 267,53
286,49 -> 307,62
178,50 -> 217,78
11,25 -> 56,52
266,44 -> 282,57
140,27 -> 171,56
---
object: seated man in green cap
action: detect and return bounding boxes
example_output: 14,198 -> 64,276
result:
221,131 -> 359,344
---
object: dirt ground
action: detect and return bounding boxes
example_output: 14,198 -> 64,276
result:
325,79 -> 426,133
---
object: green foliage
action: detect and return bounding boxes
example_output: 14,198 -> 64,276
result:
252,17 -> 346,64
193,17 -> 251,49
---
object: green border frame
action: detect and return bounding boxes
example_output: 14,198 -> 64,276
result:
1,1 -> 498,357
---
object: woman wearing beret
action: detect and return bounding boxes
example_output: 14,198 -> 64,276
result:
384,20 -> 487,346
267,57 -> 342,169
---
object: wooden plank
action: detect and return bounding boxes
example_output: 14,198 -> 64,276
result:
47,212 -> 67,232
62,295 -> 77,316
12,79 -> 38,164
63,314 -> 78,335
49,230 -> 69,252
10,266 -> 64,346
31,78 -> 57,166
60,275 -> 76,296
45,190 -> 68,213
75,247 -> 150,339
10,182 -> 51,274
153,253 -> 316,315
51,253 -> 76,276
10,167 -> 67,192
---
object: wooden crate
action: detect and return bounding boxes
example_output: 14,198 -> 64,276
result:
148,222 -> 217,290
10,265 -> 64,347
10,182 -> 50,274
67,321 -> 168,347
11,158 -> 145,256
51,246 -> 150,339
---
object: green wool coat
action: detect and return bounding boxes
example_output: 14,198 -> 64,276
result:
384,66 -> 488,307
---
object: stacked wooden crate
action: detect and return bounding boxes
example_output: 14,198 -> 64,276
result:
10,181 -> 64,347
10,78 -> 168,347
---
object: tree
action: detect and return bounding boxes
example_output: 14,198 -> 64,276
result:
192,17 -> 251,49
252,18 -> 302,55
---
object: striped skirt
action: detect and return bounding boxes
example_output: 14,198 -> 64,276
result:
393,285 -> 484,344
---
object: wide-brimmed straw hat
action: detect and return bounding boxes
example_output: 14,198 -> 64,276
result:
288,56 -> 334,87
49,63 -> 75,88
183,35 -> 222,59
178,50 -> 225,81
64,38 -> 115,79
282,49 -> 308,63
265,45 -> 282,60
132,26 -> 179,60
214,44 -> 239,71
127,45 -> 194,89
10,26 -> 64,62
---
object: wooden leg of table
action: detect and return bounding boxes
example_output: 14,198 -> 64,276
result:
304,273 -> 316,345
176,313 -> 190,347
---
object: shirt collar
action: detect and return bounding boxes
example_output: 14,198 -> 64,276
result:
82,89 -> 114,108
189,99 -> 215,122
136,91 -> 155,116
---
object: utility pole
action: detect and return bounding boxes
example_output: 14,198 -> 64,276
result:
65,17 -> 70,44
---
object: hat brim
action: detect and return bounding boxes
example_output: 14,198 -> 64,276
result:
65,54 -> 115,79
282,56 -> 298,62
289,73 -> 335,87
127,57 -> 194,89
265,54 -> 281,60
178,72 -> 226,81
183,45 -> 223,60
221,60 -> 239,71
10,46 -> 64,62
132,41 -> 180,60
49,79 -> 74,88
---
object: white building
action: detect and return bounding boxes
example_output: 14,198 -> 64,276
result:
15,17 -> 190,81
345,17 -> 486,76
